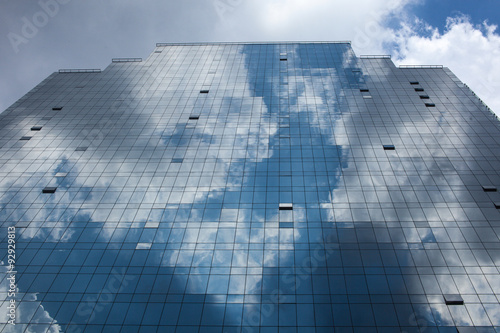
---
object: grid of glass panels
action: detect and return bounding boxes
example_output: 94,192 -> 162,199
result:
0,42 -> 500,332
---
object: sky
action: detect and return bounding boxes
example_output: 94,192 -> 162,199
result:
1,0 -> 500,115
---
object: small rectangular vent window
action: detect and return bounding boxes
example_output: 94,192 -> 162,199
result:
494,202 -> 500,209
55,172 -> 68,177
410,81 -> 419,85
444,294 -> 464,305
52,107 -> 63,111
31,126 -> 42,131
280,58 -> 287,61
414,88 -> 424,92
425,103 -> 436,107
20,136 -> 31,141
483,186 -> 497,192
360,89 -> 369,92
383,145 -> 395,150
171,158 -> 184,163
75,147 -> 88,152
136,243 -> 152,250
279,203 -> 293,210
200,90 -> 209,94
419,95 -> 430,99
42,187 -> 57,193
189,115 -> 200,120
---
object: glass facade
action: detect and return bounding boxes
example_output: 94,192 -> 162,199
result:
1,42 -> 500,332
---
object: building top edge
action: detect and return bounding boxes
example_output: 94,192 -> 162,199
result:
155,41 -> 351,47
399,65 -> 444,69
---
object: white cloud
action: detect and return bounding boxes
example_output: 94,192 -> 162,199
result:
391,16 -> 500,114
213,0 -> 414,48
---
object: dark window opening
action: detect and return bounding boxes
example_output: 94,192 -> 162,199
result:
31,126 -> 42,131
483,186 -> 497,192
444,294 -> 464,305
419,95 -> 430,99
200,90 -> 209,94
414,88 -> 424,92
383,145 -> 395,150
52,107 -> 63,111
42,187 -> 57,193
279,203 -> 293,210
189,115 -> 200,120
410,81 -> 419,85
425,103 -> 436,107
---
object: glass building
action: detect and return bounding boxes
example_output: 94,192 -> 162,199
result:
1,42 -> 500,332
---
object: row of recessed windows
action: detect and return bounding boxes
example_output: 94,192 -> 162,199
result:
481,186 -> 500,209
359,88 -> 372,99
20,125 -> 42,140
20,107 -> 62,140
411,82 -> 435,107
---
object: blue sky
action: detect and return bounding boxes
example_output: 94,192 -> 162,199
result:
1,0 -> 500,114
410,0 -> 500,31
